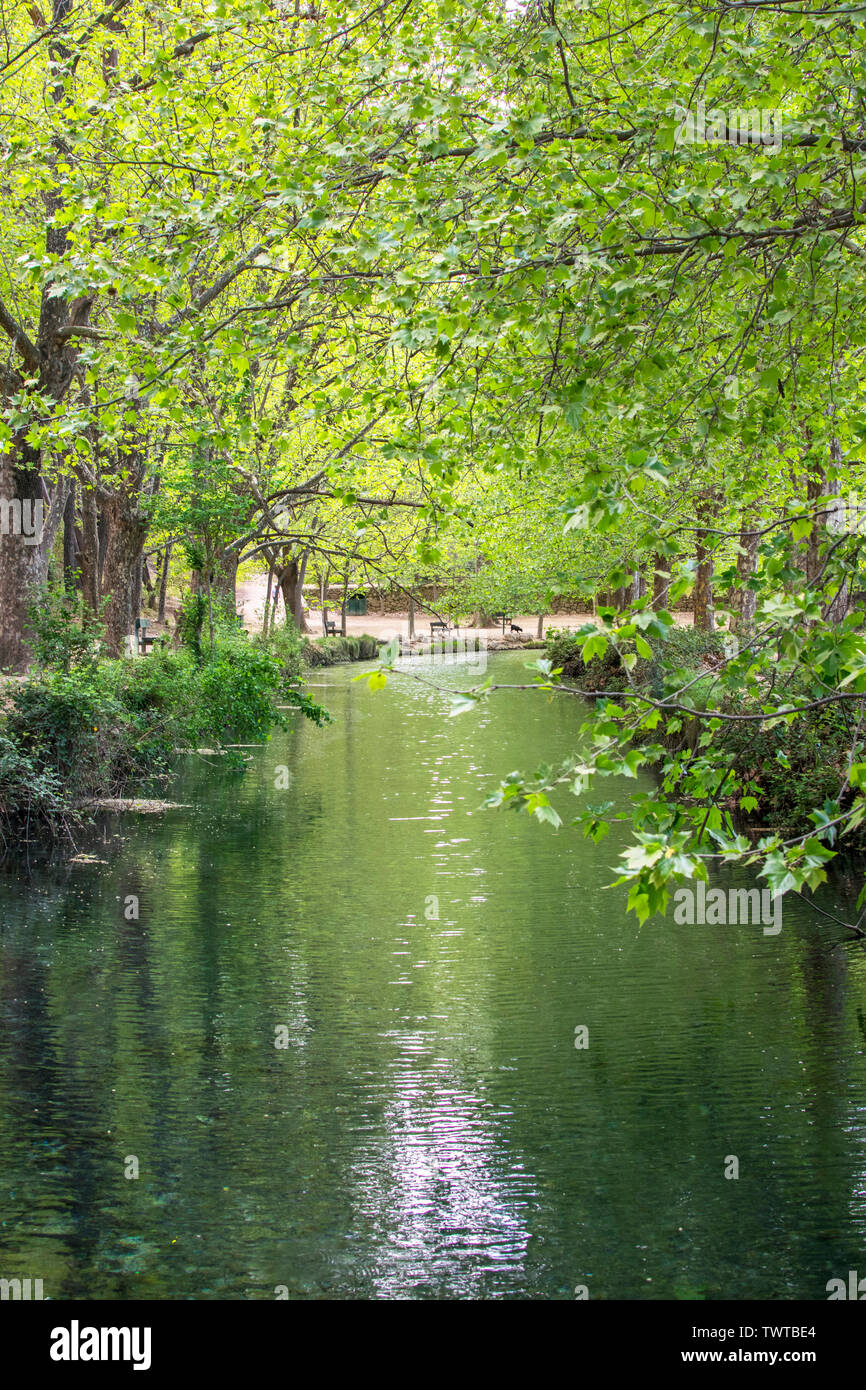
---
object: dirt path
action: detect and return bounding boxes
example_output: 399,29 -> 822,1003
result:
138,576 -> 693,645
234,574 -> 605,640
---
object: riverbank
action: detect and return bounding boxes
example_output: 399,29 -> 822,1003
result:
0,610 -> 330,847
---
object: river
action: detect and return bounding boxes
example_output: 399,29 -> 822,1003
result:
0,651 -> 864,1299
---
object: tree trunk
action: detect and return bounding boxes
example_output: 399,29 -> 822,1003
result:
63,480 -> 77,589
804,461 -> 826,584
0,444 -> 49,670
694,492 -> 718,632
206,563 -> 214,652
295,551 -> 309,631
732,516 -> 759,637
97,503 -> 109,589
262,562 -> 274,635
158,542 -> 172,623
536,612 -> 544,639
142,556 -> 156,607
824,438 -> 849,622
652,553 -> 669,611
99,490 -> 149,657
78,480 -> 100,614
213,545 -> 239,606
278,556 -> 311,634
132,556 -> 143,620
320,565 -> 330,631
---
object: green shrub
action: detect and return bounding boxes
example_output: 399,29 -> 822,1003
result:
545,631 -> 650,693
27,583 -> 106,672
0,734 -> 69,838
547,625 -> 725,698
254,624 -> 304,685
0,625 -> 332,843
176,591 -> 207,659
106,647 -> 200,762
721,696 -> 857,834
195,639 -> 290,744
6,668 -> 139,800
647,627 -> 725,698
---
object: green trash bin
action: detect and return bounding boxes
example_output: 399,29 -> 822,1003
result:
346,592 -> 367,616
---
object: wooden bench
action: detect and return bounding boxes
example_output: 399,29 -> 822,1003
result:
134,618 -> 157,654
430,619 -> 449,639
324,620 -> 338,636
133,618 -> 168,654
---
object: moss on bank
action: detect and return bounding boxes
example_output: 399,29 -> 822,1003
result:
301,633 -> 381,666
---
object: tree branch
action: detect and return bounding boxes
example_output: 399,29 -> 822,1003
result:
0,296 -> 40,372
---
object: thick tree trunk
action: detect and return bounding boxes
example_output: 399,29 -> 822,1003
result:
213,545 -> 239,606
278,556 -> 311,634
0,444 -> 50,671
295,551 -> 309,631
278,560 -> 298,631
97,503 -> 109,589
100,491 -> 149,657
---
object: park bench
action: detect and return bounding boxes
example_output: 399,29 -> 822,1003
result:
324,620 -> 338,636
134,617 -> 158,654
491,611 -> 512,634
132,618 -> 169,655
430,619 -> 449,639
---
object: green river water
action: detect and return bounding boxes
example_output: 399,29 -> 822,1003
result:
0,650 -> 864,1300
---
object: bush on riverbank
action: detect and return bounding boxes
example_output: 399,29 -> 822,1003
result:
0,734 -> 69,841
0,600 -> 328,843
545,625 -> 860,837
545,629 -> 653,692
546,625 -> 724,695
718,691 -> 857,835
